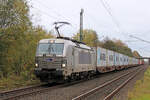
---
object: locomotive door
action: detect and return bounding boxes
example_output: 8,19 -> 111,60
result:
72,47 -> 78,68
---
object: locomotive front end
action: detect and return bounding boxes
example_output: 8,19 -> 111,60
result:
34,39 -> 67,83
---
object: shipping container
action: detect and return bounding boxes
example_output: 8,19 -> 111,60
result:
107,49 -> 115,66
119,53 -> 124,66
97,47 -> 107,67
114,52 -> 120,66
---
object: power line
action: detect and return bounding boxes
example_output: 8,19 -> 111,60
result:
133,47 -> 150,55
86,12 -> 103,28
100,1 -> 148,38
129,35 -> 150,44
97,0 -> 148,56
124,40 -> 139,43
34,0 -> 79,30
33,6 -> 59,21
102,0 -> 112,14
35,0 -> 69,21
99,0 -> 141,41
32,6 -> 79,38
126,39 -> 150,57
98,0 -> 121,31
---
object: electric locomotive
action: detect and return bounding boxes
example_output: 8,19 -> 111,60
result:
34,22 -> 96,83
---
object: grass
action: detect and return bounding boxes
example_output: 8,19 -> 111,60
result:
128,66 -> 150,100
0,74 -> 40,91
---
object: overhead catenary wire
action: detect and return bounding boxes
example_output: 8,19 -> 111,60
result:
102,0 -> 112,12
124,39 -> 138,42
97,0 -> 148,56
98,0 -> 121,32
32,7 -> 78,38
97,0 -> 149,57
132,46 -> 150,55
97,0 -> 133,42
99,0 -> 134,39
36,0 -> 67,20
33,6 -> 59,21
129,35 -> 150,44
98,0 -> 147,44
84,12 -> 102,30
35,1 -> 64,20
33,0 -> 79,30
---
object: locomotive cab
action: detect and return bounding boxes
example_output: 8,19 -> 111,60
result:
34,38 -> 70,82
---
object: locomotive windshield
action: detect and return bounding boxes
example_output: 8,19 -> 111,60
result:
36,43 -> 64,55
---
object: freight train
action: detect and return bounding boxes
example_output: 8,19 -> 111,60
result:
34,37 -> 143,83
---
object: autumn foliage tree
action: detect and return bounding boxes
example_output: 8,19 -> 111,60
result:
0,0 -> 53,79
73,29 -> 99,47
101,37 -> 133,57
133,50 -> 141,58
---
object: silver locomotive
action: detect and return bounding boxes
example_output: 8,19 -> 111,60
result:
34,37 -> 96,82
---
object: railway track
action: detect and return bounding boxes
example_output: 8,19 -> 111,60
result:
0,83 -> 60,100
72,66 -> 145,100
0,77 -> 88,100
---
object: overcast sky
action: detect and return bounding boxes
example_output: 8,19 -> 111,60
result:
28,0 -> 150,57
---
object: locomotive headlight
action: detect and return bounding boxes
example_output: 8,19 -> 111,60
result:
62,64 -> 66,67
35,63 -> 38,67
62,60 -> 67,68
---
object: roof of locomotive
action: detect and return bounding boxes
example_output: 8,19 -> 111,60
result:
39,38 -> 91,50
